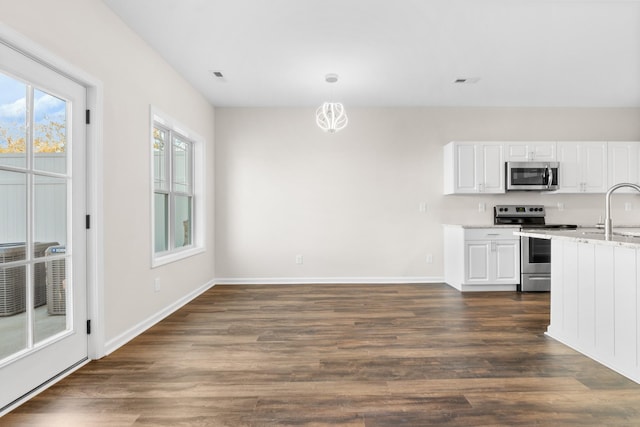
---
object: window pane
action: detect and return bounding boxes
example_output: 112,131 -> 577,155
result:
0,170 -> 27,260
173,137 -> 191,193
154,192 -> 168,253
0,72 -> 27,169
33,175 -> 67,257
153,127 -> 168,191
34,257 -> 67,344
174,195 -> 192,248
0,265 -> 28,360
33,89 -> 67,174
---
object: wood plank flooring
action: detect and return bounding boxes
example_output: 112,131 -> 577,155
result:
3,283 -> 640,426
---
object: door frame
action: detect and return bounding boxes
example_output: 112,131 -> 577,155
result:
0,21 -> 105,378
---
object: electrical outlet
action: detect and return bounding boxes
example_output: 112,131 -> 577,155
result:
426,254 -> 433,264
295,254 -> 303,265
557,202 -> 564,211
419,202 -> 427,213
154,278 -> 160,292
478,202 -> 486,213
625,202 -> 632,211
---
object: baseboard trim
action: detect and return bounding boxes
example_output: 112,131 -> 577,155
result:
214,276 -> 444,285
103,279 -> 215,356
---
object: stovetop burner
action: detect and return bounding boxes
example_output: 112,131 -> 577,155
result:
493,204 -> 577,229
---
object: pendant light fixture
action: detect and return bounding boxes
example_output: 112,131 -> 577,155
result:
316,73 -> 348,133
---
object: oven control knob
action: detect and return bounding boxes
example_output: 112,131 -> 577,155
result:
529,208 -> 533,211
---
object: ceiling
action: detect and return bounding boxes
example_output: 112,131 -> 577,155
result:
102,0 -> 640,108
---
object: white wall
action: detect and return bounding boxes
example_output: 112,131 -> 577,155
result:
215,107 -> 640,281
0,0 -> 216,345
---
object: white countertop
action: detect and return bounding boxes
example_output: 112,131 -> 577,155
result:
516,227 -> 640,249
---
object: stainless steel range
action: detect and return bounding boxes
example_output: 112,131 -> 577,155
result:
494,205 -> 577,292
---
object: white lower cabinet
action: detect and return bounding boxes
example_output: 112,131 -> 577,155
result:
444,226 -> 520,291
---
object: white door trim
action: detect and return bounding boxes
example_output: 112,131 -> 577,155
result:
0,22 -> 106,360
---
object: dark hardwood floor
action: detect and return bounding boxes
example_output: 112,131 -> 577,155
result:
3,283 -> 640,426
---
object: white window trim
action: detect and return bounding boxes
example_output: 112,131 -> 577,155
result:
150,106 -> 205,268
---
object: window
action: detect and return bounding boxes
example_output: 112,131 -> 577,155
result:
151,108 -> 204,267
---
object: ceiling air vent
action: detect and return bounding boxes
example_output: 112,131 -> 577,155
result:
453,77 -> 480,84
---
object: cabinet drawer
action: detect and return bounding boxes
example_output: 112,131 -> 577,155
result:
464,228 -> 519,240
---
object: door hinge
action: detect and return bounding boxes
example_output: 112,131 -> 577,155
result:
86,215 -> 90,230
86,109 -> 91,125
86,319 -> 91,335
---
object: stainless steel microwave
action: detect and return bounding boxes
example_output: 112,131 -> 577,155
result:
505,161 -> 559,191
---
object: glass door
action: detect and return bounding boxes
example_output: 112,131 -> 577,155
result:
0,42 -> 87,411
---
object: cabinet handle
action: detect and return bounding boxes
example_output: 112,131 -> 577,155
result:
479,183 -> 484,192
486,233 -> 500,236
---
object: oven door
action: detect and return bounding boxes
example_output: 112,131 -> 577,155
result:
521,235 -> 551,274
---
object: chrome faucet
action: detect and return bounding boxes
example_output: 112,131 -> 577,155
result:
605,182 -> 640,239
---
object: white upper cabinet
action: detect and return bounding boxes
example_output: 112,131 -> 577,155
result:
443,142 -> 505,194
608,142 -> 640,190
444,141 -> 640,195
504,142 -> 556,162
555,142 -> 608,193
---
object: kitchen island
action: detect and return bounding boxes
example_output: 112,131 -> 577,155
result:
516,228 -> 640,384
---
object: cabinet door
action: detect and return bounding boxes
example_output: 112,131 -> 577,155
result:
465,241 -> 490,283
494,240 -> 520,283
608,142 -> 639,190
556,142 -> 607,193
505,142 -> 555,162
505,143 -> 530,162
454,143 -> 479,193
556,142 -> 582,192
531,142 -> 556,161
582,142 -> 608,193
478,143 -> 505,193
444,142 -> 504,194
